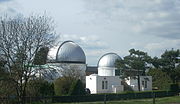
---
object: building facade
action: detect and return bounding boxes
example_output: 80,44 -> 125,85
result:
34,41 -> 152,94
125,76 -> 152,91
86,53 -> 124,94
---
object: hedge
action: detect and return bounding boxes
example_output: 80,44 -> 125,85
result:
1,90 -> 178,103
52,90 -> 178,103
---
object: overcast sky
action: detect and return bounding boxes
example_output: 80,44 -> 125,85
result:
0,0 -> 180,65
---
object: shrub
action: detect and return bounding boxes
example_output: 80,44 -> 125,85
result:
26,79 -> 54,97
54,77 -> 73,96
68,79 -> 86,95
170,83 -> 179,92
147,68 -> 172,90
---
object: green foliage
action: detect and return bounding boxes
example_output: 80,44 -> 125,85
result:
54,77 -> 73,96
160,49 -> 180,83
0,58 -> 16,97
147,68 -> 172,90
170,65 -> 180,83
169,83 -> 179,92
33,47 -> 49,65
151,56 -> 163,69
0,59 -> 6,80
26,79 -> 54,97
116,48 -> 152,77
116,48 -> 180,90
0,80 -> 16,97
68,79 -> 86,95
161,49 -> 179,70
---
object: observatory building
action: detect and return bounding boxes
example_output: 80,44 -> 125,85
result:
86,53 -> 124,94
34,40 -> 152,93
38,41 -> 86,81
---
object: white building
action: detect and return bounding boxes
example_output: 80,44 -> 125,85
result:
33,41 -> 152,93
86,53 -> 153,94
86,53 -> 124,94
125,76 -> 152,91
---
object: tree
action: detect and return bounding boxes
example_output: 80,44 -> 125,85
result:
116,49 -> 152,91
0,57 -> 16,98
124,49 -> 152,74
26,79 -> 54,97
33,47 -> 49,65
160,49 -> 180,83
0,56 -> 6,79
0,15 -> 56,104
171,65 -> 180,84
151,49 -> 180,83
54,77 -> 73,96
54,64 -> 85,96
147,68 -> 172,90
68,79 -> 86,95
60,64 -> 85,81
161,49 -> 179,70
151,56 -> 163,69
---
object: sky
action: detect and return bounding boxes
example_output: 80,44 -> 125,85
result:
0,0 -> 180,65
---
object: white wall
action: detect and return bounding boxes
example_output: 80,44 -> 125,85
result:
86,75 -> 124,94
86,76 -> 97,94
126,77 -> 139,91
140,76 -> 152,91
112,85 -> 124,93
125,76 -> 152,91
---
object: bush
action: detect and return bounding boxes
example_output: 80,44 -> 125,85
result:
170,83 -> 179,92
54,77 -> 73,96
52,90 -> 178,103
0,80 -> 16,97
26,79 -> 54,97
147,68 -> 172,90
68,79 -> 86,95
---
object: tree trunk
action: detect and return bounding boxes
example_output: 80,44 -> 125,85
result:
138,75 -> 141,91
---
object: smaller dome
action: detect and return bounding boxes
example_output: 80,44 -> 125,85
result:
98,53 -> 121,68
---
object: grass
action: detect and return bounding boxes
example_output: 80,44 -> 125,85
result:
53,96 -> 180,104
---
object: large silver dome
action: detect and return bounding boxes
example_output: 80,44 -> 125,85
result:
56,41 -> 86,64
98,53 -> 121,68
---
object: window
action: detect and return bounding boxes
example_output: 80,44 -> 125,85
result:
145,81 -> 147,88
115,70 -> 120,76
142,81 -> 144,86
105,81 -> 108,89
102,81 -> 104,89
102,81 -> 108,89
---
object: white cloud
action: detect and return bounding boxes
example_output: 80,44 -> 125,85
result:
1,0 -> 179,65
0,0 -> 19,16
83,0 -> 180,39
61,34 -> 109,50
144,39 -> 180,56
129,38 -> 180,57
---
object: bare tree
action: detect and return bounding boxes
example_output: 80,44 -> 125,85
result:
0,15 -> 56,104
60,63 -> 86,81
53,64 -> 86,96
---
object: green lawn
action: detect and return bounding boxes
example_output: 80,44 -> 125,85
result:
54,96 -> 180,104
